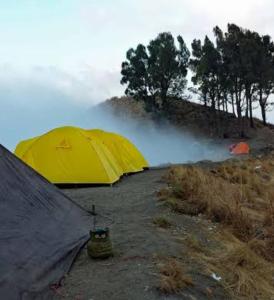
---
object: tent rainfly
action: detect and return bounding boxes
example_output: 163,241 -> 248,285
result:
85,129 -> 147,174
229,142 -> 250,155
15,126 -> 149,184
0,144 -> 92,299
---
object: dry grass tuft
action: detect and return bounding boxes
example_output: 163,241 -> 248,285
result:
248,238 -> 274,262
184,235 -> 205,253
158,258 -> 194,294
207,241 -> 274,299
153,216 -> 172,228
157,187 -> 171,200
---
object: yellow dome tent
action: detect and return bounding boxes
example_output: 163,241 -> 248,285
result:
15,136 -> 39,157
85,129 -> 148,173
15,126 -> 148,184
114,133 -> 148,170
15,126 -> 123,184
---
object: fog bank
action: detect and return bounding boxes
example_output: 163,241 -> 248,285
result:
0,66 -> 230,165
86,105 -> 230,165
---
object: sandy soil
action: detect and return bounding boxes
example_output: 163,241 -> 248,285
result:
53,169 -> 230,300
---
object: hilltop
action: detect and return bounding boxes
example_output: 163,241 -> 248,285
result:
101,96 -> 274,155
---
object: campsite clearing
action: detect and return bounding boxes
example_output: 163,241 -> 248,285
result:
56,169 -> 229,300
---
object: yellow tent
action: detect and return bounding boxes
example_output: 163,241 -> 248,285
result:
15,126 -> 148,184
85,129 -> 148,173
15,136 -> 39,158
114,133 -> 149,170
15,126 -> 123,184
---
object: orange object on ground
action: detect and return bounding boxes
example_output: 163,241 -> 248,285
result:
230,142 -> 250,155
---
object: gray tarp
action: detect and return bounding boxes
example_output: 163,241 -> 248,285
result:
0,145 -> 92,299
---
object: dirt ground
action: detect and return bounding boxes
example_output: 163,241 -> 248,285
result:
54,169 -> 230,300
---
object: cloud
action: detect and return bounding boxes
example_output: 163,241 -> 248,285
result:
81,0 -> 274,42
0,65 -> 123,150
0,65 -> 123,106
1,0 -> 274,151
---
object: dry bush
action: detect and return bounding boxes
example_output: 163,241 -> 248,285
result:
158,258 -> 193,294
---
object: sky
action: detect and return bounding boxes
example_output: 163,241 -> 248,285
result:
1,0 -> 274,150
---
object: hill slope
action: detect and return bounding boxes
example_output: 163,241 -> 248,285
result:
102,96 -> 274,154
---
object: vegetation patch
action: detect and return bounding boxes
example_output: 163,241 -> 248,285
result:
187,232 -> 274,299
159,155 -> 274,299
157,258 -> 194,294
153,216 -> 172,229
